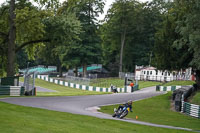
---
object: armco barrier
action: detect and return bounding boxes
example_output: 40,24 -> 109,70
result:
37,75 -> 139,93
156,85 -> 187,91
0,86 -> 24,96
157,85 -> 199,118
181,101 -> 200,118
0,76 -> 19,86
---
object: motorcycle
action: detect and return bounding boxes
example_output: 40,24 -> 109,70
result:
112,106 -> 130,119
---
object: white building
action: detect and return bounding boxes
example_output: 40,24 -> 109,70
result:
135,65 -> 194,82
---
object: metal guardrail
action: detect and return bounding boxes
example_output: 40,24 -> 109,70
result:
0,86 -> 24,96
173,86 -> 193,111
172,85 -> 200,118
0,76 -> 19,86
181,102 -> 200,118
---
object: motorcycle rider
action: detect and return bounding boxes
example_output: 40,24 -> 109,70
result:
110,84 -> 118,93
115,100 -> 133,116
118,100 -> 133,111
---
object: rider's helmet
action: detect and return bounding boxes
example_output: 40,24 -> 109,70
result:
128,100 -> 132,105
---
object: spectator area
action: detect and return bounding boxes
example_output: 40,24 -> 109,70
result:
19,66 -> 56,74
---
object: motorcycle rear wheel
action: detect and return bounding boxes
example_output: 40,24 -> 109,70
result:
112,113 -> 117,117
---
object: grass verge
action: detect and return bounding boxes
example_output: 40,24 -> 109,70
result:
20,78 -> 110,96
100,93 -> 200,130
190,91 -> 200,105
90,78 -> 124,88
163,80 -> 195,86
0,101 -> 193,133
138,81 -> 162,89
90,78 -> 162,89
20,78 -> 161,96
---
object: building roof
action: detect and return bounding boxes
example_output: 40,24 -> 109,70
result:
78,66 -> 102,72
135,66 -> 156,71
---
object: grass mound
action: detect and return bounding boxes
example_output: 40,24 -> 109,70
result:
20,78 -> 110,96
0,101 -> 193,133
100,93 -> 200,130
163,80 -> 195,86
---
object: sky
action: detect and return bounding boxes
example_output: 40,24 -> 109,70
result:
0,0 -> 151,20
99,0 -> 151,20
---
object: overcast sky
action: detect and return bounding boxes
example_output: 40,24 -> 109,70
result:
0,0 -> 151,20
99,0 -> 151,20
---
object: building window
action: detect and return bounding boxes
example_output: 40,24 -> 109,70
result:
147,71 -> 149,75
156,70 -> 158,75
162,72 -> 163,75
168,72 -> 170,76
150,71 -> 152,75
144,71 -> 146,74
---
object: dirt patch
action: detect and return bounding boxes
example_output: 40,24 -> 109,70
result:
170,100 -> 176,111
187,90 -> 199,103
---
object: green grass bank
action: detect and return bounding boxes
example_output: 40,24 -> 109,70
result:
100,93 -> 200,130
20,78 -> 110,96
19,77 -> 162,96
163,80 -> 195,86
0,101 -> 193,133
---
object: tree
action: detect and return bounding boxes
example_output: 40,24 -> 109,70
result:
123,0 -> 165,69
153,0 -> 200,88
39,13 -> 82,76
173,0 -> 200,88
7,0 -> 16,76
100,0 -> 164,74
0,0 -> 53,77
153,8 -> 182,71
105,0 -> 139,72
100,0 -> 139,73
66,0 -> 105,77
0,4 -> 9,76
0,0 -> 82,77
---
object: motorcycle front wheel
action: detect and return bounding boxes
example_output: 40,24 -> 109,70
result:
119,111 -> 128,119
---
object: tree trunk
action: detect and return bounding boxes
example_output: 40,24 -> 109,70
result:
58,64 -> 62,77
83,63 -> 87,78
195,70 -> 200,90
75,67 -> 78,77
7,0 -> 16,77
119,29 -> 126,73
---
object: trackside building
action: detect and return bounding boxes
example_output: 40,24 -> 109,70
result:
135,65 -> 194,82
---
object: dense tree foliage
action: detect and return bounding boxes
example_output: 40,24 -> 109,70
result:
0,0 -> 52,76
39,13 -> 82,76
64,0 -> 105,77
1,0 -> 200,87
100,0 -> 164,74
0,0 -> 81,76
153,0 -> 200,87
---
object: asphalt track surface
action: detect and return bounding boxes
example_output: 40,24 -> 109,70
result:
0,86 -> 196,132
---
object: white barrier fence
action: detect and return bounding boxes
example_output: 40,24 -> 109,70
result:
37,75 -> 137,93
181,101 -> 200,118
